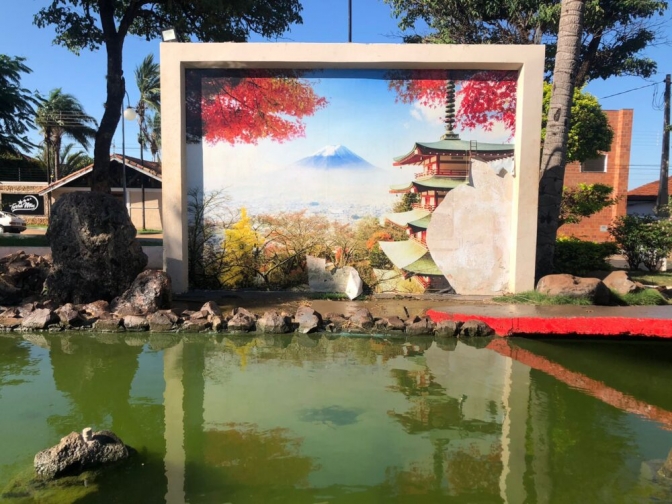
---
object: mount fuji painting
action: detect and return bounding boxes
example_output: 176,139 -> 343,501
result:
290,145 -> 377,170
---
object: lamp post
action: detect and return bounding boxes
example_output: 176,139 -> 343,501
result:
121,78 -> 137,214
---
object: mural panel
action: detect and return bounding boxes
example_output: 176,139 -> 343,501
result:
185,68 -> 517,292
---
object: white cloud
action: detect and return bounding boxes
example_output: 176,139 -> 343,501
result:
410,102 -> 444,125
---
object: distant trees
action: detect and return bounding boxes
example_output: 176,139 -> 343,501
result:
35,88 -> 97,181
0,55 -> 40,156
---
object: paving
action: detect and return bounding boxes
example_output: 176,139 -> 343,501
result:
427,304 -> 672,338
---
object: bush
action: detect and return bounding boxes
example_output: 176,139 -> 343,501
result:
608,215 -> 672,271
553,237 -> 618,276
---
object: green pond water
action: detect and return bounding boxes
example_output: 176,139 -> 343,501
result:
2,333 -> 672,503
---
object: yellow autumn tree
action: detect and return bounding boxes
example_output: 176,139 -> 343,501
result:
221,207 -> 260,288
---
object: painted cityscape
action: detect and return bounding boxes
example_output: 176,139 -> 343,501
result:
184,68 -> 517,291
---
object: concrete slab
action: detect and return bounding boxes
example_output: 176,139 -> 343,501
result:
427,304 -> 672,337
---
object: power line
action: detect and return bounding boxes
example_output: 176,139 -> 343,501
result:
599,81 -> 662,100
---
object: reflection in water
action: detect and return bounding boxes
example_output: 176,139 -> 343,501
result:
2,334 -> 672,502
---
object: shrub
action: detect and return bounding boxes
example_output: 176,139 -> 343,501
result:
553,237 -> 618,276
608,215 -> 672,271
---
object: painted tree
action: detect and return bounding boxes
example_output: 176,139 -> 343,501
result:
188,70 -> 327,146
0,55 -> 40,156
221,208 -> 261,288
35,88 -> 97,181
384,0 -> 667,87
537,0 -> 587,278
34,0 -> 304,192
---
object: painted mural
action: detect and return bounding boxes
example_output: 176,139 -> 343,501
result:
185,69 -> 517,292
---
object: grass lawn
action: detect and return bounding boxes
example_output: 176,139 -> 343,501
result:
0,235 -> 162,247
626,270 -> 672,287
494,288 -> 669,306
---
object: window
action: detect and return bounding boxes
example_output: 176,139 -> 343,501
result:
581,154 -> 607,173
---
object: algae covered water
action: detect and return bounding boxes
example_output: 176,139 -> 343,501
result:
1,333 -> 672,503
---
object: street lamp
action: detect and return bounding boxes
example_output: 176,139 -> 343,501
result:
121,79 -> 136,214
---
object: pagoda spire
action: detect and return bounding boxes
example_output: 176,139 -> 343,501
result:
441,79 -> 460,140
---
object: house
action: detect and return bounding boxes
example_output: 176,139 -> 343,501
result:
626,176 -> 671,216
558,109 -> 633,242
0,154 -> 163,230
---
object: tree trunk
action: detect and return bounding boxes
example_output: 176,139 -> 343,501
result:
535,0 -> 586,280
91,31 -> 124,193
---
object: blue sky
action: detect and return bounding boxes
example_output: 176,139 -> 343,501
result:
1,0 -> 671,189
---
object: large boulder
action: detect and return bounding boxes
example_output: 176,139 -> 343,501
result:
112,270 -> 172,315
45,192 -> 147,304
536,274 -> 611,305
0,251 -> 52,304
34,428 -> 132,480
602,270 -> 639,295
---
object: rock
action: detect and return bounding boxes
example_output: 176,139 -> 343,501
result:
349,308 -> 374,329
81,300 -> 110,318
179,319 -> 211,333
227,308 -> 256,333
384,316 -> 406,331
257,311 -> 291,333
55,303 -> 80,327
112,270 -> 171,315
93,318 -> 122,332
21,308 -> 55,330
45,192 -> 148,304
34,429 -> 132,480
536,274 -> 611,305
0,251 -> 51,304
325,314 -> 349,332
295,306 -> 322,334
17,302 -> 37,318
201,301 -> 222,317
435,320 -> 461,338
0,317 -> 21,329
306,255 -> 363,300
189,310 -> 208,320
602,270 -> 639,295
406,317 -> 435,336
211,315 -> 225,332
459,319 -> 495,337
148,311 -> 178,332
123,315 -> 149,331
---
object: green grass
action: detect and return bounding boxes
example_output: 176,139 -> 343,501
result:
0,235 -> 163,247
137,228 -> 162,235
493,291 -> 593,305
626,270 -> 672,287
610,288 -> 669,306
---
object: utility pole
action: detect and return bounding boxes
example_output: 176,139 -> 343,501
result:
348,0 -> 352,42
656,73 -> 671,212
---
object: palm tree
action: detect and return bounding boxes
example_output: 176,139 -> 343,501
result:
37,142 -> 93,178
147,110 -> 161,162
35,88 -> 97,182
133,54 -> 161,229
536,0 -> 586,279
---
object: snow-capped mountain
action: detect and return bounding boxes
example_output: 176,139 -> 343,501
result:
290,144 -> 376,170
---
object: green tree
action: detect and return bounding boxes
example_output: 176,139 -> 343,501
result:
34,0 -> 304,193
537,0 -> 587,279
37,142 -> 93,178
542,84 -> 613,163
609,214 -> 672,271
559,183 -> 618,226
384,0 -> 667,87
0,55 -> 40,156
392,192 -> 420,213
35,88 -> 97,181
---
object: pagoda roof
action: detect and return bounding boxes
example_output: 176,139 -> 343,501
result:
390,176 -> 467,193
408,214 -> 432,230
378,240 -> 428,270
381,208 -> 431,228
404,252 -> 443,276
394,139 -> 514,166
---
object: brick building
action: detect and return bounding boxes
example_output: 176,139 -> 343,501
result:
558,109 -> 633,242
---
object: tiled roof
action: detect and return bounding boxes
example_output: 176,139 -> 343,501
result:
627,177 -> 672,200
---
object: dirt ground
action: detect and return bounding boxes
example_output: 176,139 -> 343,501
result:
173,290 -> 494,319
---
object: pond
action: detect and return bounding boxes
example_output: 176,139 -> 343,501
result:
1,333 -> 672,503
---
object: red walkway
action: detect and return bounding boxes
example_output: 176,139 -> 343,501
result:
427,304 -> 672,338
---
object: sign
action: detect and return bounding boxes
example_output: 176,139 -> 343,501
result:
2,194 -> 44,215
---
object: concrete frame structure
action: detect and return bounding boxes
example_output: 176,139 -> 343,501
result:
160,43 -> 545,293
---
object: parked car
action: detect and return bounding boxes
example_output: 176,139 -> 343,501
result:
0,211 -> 26,234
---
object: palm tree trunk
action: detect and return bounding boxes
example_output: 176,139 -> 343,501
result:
535,0 -> 586,280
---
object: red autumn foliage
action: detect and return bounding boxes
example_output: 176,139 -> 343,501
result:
200,70 -> 327,145
387,70 -> 518,137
